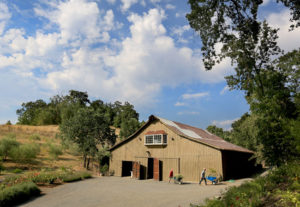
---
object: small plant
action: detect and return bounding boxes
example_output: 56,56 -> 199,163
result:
29,134 -> 41,141
0,137 -> 20,161
0,182 -> 40,206
100,164 -> 109,176
5,121 -> 12,125
0,162 -> 4,174
48,144 -> 63,160
12,168 -> 23,174
10,143 -> 40,163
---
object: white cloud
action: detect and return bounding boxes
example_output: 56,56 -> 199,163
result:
121,0 -> 138,12
220,85 -> 230,95
212,118 -> 239,130
166,4 -> 175,10
182,92 -> 209,99
267,9 -> 300,52
174,102 -> 185,106
0,2 -> 11,35
261,0 -> 271,6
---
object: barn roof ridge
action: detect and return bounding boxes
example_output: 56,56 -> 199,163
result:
110,115 -> 253,154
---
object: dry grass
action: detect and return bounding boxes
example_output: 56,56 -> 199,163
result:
0,125 -> 86,172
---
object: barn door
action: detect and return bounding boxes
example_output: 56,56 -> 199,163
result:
153,158 -> 160,181
132,161 -> 140,179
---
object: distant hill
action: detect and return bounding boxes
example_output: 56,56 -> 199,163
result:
0,124 -> 59,138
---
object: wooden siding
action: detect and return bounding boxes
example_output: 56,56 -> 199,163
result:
110,120 -> 223,182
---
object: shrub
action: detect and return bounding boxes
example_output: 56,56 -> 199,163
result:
62,171 -> 92,182
48,144 -> 63,160
100,164 -> 109,175
0,182 -> 40,207
13,168 -> 23,174
0,137 -> 20,161
5,121 -> 12,125
10,143 -> 40,163
29,134 -> 41,141
0,162 -> 4,174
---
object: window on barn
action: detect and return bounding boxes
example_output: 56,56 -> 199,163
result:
145,134 -> 167,145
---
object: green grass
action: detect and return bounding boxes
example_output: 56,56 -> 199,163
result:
191,162 -> 300,207
0,182 -> 41,207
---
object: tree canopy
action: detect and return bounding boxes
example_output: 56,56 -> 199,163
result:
188,0 -> 300,165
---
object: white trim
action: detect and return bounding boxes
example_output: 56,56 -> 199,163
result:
144,134 -> 167,145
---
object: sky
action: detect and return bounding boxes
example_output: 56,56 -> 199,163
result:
0,0 -> 299,130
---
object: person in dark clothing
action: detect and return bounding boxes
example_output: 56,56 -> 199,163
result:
169,169 -> 174,183
199,168 -> 207,185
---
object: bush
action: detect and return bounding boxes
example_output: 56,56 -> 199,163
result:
29,134 -> 41,141
0,162 -> 4,174
48,144 -> 63,160
62,171 -> 92,182
13,168 -> 23,174
0,182 -> 40,207
0,137 -> 20,161
100,164 -> 109,175
10,143 -> 40,163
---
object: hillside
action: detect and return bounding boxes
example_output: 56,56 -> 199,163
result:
0,124 -> 85,172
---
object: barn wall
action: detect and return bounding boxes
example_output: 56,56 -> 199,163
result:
110,120 -> 223,182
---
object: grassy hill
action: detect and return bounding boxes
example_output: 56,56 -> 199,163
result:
0,124 -> 84,172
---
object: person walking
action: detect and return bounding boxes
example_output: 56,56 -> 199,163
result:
199,168 -> 207,185
169,169 -> 174,183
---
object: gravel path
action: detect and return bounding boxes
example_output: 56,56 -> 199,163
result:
20,177 -> 252,207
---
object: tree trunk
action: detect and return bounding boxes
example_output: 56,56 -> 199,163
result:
87,157 -> 90,170
83,154 -> 87,168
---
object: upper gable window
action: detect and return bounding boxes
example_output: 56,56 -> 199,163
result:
145,133 -> 167,145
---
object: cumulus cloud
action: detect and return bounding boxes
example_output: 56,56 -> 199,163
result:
0,2 -> 11,35
1,2 -> 231,112
212,118 -> 239,130
182,92 -> 209,99
121,0 -> 138,12
267,9 -> 300,52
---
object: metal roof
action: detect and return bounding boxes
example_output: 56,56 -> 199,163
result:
110,115 -> 254,154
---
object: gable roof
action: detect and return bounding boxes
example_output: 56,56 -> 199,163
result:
110,115 -> 253,154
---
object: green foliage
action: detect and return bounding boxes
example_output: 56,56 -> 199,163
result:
0,182 -> 40,207
100,164 -> 109,175
206,125 -> 231,141
3,170 -> 91,186
187,0 -> 300,166
48,143 -> 63,160
62,171 -> 92,182
10,143 -> 40,163
192,162 -> 300,207
5,121 -> 11,125
12,168 -> 23,174
0,162 -> 4,174
60,107 -> 116,169
29,134 -> 41,141
0,137 -> 20,161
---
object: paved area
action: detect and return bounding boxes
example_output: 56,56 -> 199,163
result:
20,177 -> 252,207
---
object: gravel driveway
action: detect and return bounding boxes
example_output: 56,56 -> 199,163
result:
20,177 -> 252,207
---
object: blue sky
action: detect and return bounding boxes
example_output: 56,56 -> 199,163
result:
0,0 -> 299,129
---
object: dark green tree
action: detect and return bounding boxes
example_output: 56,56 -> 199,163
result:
206,125 -> 231,141
16,99 -> 48,125
59,108 -> 116,169
187,0 -> 299,165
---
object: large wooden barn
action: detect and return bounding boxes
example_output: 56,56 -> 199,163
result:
109,115 -> 258,182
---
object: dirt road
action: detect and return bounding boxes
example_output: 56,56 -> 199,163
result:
20,177 -> 252,207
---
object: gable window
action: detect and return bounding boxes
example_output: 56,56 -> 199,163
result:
145,133 -> 167,145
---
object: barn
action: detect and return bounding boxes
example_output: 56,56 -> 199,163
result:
109,115 -> 258,182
